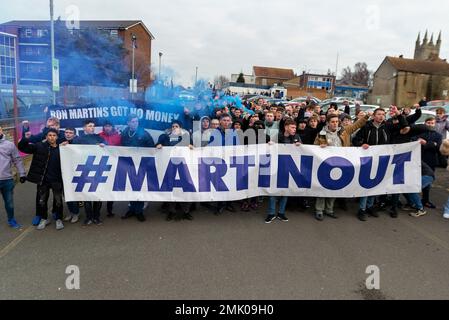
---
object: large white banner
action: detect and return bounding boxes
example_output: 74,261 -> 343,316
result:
60,142 -> 422,202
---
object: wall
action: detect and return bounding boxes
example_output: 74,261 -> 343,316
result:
368,59 -> 397,107
121,23 -> 153,88
285,87 -> 329,100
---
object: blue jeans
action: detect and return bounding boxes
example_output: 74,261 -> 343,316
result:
0,179 -> 15,221
404,175 -> 434,210
359,196 -> 375,210
67,202 -> 79,215
268,196 -> 288,216
444,198 -> 449,215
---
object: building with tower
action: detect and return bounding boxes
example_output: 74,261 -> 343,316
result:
369,31 -> 449,108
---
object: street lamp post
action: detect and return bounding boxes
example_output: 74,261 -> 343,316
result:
131,34 -> 137,100
50,0 -> 56,105
158,52 -> 163,81
195,66 -> 198,86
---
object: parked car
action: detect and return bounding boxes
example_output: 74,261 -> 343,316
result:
330,97 -> 357,103
178,90 -> 196,101
425,100 -> 449,108
411,109 -> 437,125
320,101 -> 355,113
290,96 -> 321,104
244,95 -> 270,103
265,98 -> 287,106
422,105 -> 449,114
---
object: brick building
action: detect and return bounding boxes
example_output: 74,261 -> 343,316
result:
0,20 -> 155,88
369,32 -> 449,107
253,66 -> 295,86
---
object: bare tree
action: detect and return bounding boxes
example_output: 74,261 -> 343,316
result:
214,75 -> 230,89
341,66 -> 353,83
340,62 -> 372,86
352,62 -> 371,86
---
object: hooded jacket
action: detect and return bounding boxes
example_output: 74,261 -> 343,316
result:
314,115 -> 369,147
0,135 -> 26,181
353,120 -> 397,147
18,138 -> 62,184
435,115 -> 449,138
412,127 -> 443,169
99,130 -> 121,146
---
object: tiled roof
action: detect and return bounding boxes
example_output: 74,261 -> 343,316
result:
386,56 -> 449,76
253,66 -> 295,79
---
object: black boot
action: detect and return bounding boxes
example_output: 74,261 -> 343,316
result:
389,207 -> 398,219
357,209 -> 368,222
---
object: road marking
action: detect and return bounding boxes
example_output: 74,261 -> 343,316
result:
0,226 -> 34,259
401,219 -> 449,252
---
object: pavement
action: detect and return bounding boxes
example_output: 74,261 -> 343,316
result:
0,168 -> 448,300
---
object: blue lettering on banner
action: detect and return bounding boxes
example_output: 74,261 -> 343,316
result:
198,158 -> 229,192
392,152 -> 412,185
359,156 -> 390,189
160,158 -> 196,192
317,157 -> 355,190
113,157 -> 159,192
277,155 -> 313,189
230,156 -> 256,191
72,156 -> 112,192
258,155 -> 271,188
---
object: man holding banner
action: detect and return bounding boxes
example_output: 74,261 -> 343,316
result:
353,108 -> 402,221
72,120 -> 107,226
120,114 -> 155,222
314,111 -> 370,221
265,119 -> 302,224
156,120 -> 194,221
19,129 -> 65,231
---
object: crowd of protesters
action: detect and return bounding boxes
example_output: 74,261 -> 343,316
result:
1,94 -> 449,230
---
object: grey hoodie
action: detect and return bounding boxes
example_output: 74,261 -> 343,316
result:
436,116 -> 449,139
0,135 -> 26,181
321,126 -> 343,147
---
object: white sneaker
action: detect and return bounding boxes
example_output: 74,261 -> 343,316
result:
443,213 -> 449,220
64,215 -> 73,222
56,220 -> 64,230
70,215 -> 79,224
37,219 -> 50,230
409,209 -> 427,218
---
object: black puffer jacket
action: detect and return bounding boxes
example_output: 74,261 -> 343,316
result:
73,133 -> 105,146
353,121 -> 393,146
278,133 -> 302,144
18,138 -> 61,184
121,127 -> 155,148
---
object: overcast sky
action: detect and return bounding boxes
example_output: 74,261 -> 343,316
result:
1,0 -> 448,86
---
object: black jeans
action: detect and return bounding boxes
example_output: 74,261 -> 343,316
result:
107,201 -> 114,214
37,182 -> 63,220
84,202 -> 102,221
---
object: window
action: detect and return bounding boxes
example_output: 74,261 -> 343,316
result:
25,47 -> 33,56
25,29 -> 33,37
37,29 -> 48,38
110,30 -> 118,37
